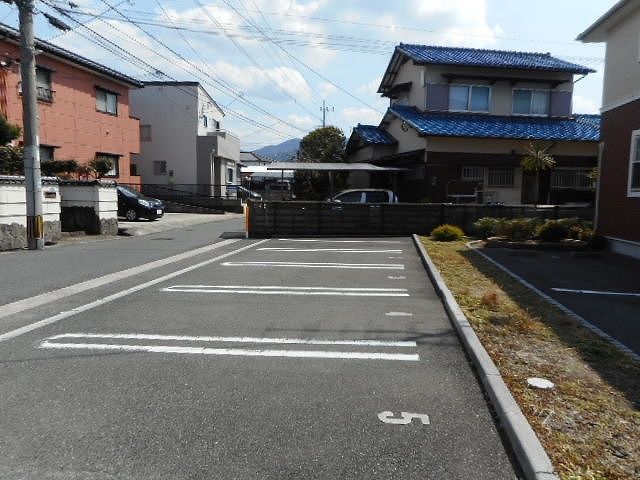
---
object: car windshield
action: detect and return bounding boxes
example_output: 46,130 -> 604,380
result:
118,186 -> 154,201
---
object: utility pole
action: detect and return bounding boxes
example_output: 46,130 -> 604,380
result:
320,100 -> 333,128
16,0 -> 44,250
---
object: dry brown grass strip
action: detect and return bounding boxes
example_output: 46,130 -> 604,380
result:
420,238 -> 640,480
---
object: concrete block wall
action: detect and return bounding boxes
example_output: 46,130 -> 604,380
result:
0,176 -> 62,250
59,180 -> 118,235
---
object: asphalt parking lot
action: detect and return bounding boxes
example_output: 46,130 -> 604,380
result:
0,237 -> 519,479
477,247 -> 640,357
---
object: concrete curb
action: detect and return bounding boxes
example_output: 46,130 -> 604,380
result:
467,240 -> 640,363
412,234 -> 558,480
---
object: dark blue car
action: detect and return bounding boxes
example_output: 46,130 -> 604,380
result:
117,185 -> 165,221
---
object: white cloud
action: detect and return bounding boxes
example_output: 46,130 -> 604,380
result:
210,61 -> 313,102
286,113 -> 315,128
341,107 -> 382,127
572,94 -> 600,114
318,82 -> 338,98
357,77 -> 383,95
410,0 -> 502,47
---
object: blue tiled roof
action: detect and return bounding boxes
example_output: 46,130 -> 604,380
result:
354,124 -> 397,145
397,44 -> 594,75
389,105 -> 600,142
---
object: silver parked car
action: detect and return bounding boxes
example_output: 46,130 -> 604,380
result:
329,189 -> 398,203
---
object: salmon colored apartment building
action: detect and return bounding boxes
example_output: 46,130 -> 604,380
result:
0,23 -> 142,185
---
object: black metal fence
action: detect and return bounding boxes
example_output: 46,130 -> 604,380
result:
120,183 -> 247,213
247,201 -> 594,237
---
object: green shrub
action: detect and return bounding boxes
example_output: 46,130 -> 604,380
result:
41,159 -> 78,177
431,224 -> 464,241
473,217 -> 505,239
497,218 -> 540,241
537,220 -> 569,242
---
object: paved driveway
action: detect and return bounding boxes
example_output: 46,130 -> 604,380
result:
477,247 -> 640,356
0,237 -> 518,479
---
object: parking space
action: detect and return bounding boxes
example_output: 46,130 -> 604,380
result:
477,247 -> 640,356
0,238 -> 518,479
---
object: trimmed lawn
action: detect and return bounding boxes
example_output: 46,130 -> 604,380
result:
421,238 -> 640,480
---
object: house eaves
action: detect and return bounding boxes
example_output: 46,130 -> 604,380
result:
386,105 -> 601,142
577,0 -> 639,42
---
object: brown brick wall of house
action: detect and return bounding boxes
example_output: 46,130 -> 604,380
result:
599,100 -> 640,242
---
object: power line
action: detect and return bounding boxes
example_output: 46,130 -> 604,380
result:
218,0 -> 384,114
43,0 -> 305,137
37,1 -> 296,139
50,8 -> 604,66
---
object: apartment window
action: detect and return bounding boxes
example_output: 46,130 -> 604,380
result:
461,166 -> 485,181
39,145 -> 55,163
96,153 -> 119,177
513,89 -> 549,115
140,125 -> 151,142
36,68 -> 53,102
203,115 -> 208,127
227,167 -> 234,183
153,160 -> 167,176
487,167 -> 515,187
96,87 -> 118,115
449,85 -> 490,112
215,120 -> 221,131
629,131 -> 640,196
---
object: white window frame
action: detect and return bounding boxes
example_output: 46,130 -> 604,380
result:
628,129 -> 640,197
461,166 -> 485,181
551,167 -> 594,190
512,88 -> 550,116
96,87 -> 118,115
448,84 -> 491,113
487,167 -> 515,188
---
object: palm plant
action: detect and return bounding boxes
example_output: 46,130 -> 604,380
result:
521,142 -> 556,206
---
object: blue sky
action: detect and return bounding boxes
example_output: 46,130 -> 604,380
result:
0,0 -> 617,149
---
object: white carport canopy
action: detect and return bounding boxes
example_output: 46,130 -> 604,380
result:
263,162 -> 408,197
265,162 -> 407,172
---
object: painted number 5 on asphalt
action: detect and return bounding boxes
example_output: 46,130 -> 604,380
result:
378,411 -> 431,425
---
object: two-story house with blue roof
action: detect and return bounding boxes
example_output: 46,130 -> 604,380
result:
346,44 -> 601,204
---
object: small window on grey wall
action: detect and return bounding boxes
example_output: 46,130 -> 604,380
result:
140,125 -> 151,141
227,167 -> 234,183
154,161 -> 167,175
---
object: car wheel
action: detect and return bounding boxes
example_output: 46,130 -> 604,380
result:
125,208 -> 138,221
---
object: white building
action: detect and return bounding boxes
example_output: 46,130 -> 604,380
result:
130,81 -> 240,197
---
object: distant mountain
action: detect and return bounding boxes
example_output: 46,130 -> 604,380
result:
254,138 -> 300,162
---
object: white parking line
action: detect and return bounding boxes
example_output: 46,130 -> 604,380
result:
388,276 -> 407,280
0,238 -> 241,321
386,312 -> 413,317
258,248 -> 402,253
277,239 -> 403,244
161,285 -> 410,297
0,240 -> 269,343
552,288 -> 640,298
39,341 -> 420,361
222,261 -> 405,270
46,333 -> 418,348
